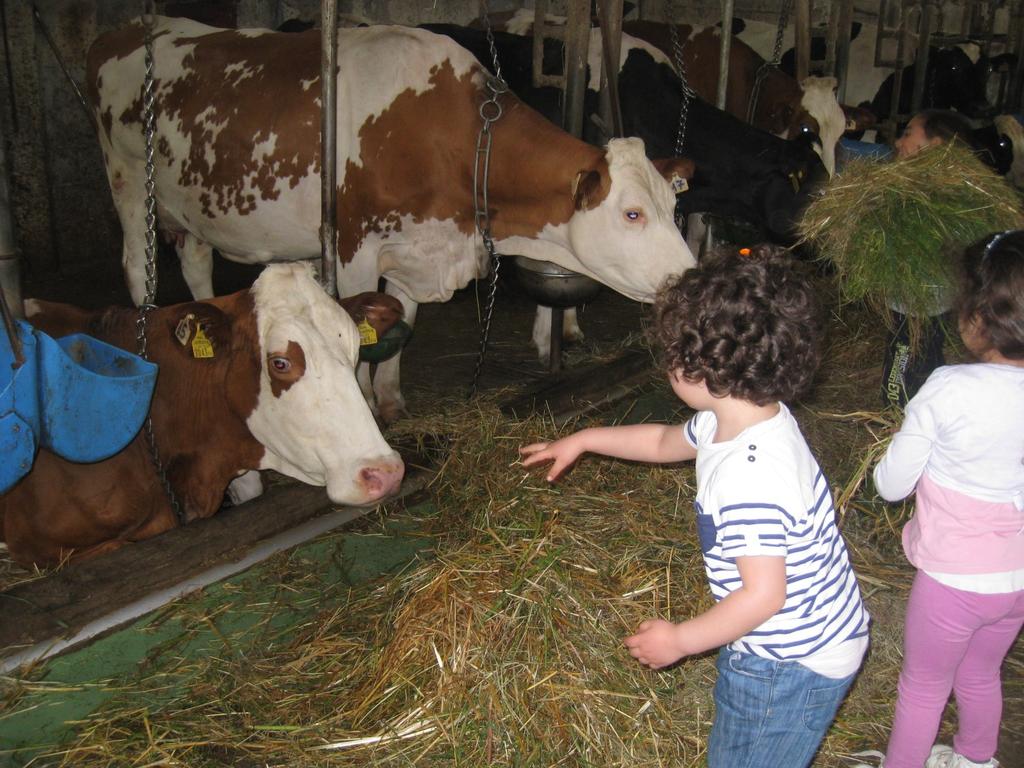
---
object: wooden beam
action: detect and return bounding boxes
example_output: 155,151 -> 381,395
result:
0,464 -> 433,666
501,347 -> 653,422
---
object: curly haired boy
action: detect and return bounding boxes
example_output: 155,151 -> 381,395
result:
521,245 -> 870,768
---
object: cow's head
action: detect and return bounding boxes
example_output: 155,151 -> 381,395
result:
930,45 -> 994,118
794,76 -> 845,177
246,264 -> 404,505
758,142 -> 829,244
563,137 -> 696,301
993,114 -> 1024,188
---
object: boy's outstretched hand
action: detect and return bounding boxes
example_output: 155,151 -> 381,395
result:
624,619 -> 687,669
519,436 -> 584,482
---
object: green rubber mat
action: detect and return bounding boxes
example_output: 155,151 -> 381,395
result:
0,505 -> 437,768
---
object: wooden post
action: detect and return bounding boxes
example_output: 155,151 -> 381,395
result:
910,0 -> 935,117
834,0 -> 855,104
794,0 -> 811,83
1012,6 -> 1024,113
716,0 -> 734,110
0,123 -> 20,318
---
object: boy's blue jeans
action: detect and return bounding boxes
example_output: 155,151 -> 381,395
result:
707,647 -> 856,768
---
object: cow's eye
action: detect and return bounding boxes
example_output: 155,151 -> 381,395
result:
269,356 -> 291,373
624,209 -> 644,223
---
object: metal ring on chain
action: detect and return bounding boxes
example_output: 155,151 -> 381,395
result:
479,99 -> 503,123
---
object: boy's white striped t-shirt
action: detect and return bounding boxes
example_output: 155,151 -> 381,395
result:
685,405 -> 870,666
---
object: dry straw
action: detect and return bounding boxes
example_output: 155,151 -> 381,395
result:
798,142 -> 1024,348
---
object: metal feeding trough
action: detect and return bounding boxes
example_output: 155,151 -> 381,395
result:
513,257 -> 602,309
513,257 -> 602,373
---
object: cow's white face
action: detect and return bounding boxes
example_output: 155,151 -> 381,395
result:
994,114 -> 1024,189
565,138 -> 696,302
800,77 -> 845,177
246,264 -> 404,504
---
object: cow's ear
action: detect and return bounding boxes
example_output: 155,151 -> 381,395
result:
653,157 -> 695,194
339,292 -> 404,337
571,169 -> 603,211
165,303 -> 231,360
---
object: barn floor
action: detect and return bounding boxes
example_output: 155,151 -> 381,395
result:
2,249 -> 1022,767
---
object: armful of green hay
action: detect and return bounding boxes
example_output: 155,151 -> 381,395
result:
798,144 -> 1024,344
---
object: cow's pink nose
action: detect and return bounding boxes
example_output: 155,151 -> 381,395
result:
359,460 -> 405,500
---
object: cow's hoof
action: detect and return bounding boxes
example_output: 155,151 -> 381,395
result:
226,471 -> 265,506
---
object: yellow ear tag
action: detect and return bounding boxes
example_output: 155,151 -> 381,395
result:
357,318 -> 378,346
191,325 -> 214,358
670,175 -> 689,194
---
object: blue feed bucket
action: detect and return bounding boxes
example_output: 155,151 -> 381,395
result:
1,322 -> 41,493
38,330 -> 158,463
837,138 -> 893,171
1,319 -> 158,493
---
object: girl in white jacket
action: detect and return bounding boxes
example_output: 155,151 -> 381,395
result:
871,229 -> 1024,768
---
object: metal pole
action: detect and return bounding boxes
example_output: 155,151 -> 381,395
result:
562,0 -> 590,138
0,123 -> 21,319
319,0 -> 338,298
548,0 -> 591,375
597,0 -> 624,139
549,308 -> 563,374
716,0 -> 734,109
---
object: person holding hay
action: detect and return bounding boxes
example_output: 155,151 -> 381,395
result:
799,109 -> 1023,412
520,245 -> 870,768
857,230 -> 1024,768
882,110 -> 983,408
893,109 -> 977,160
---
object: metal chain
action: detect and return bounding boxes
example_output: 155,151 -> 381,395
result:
748,0 -> 794,123
666,2 -> 696,158
470,1 -> 510,397
666,0 -> 695,231
137,7 -> 185,526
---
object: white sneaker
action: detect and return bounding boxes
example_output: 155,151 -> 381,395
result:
847,749 -> 885,767
925,744 -> 1000,768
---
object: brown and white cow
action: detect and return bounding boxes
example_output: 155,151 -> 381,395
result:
0,264 -> 405,568
85,18 -> 695,423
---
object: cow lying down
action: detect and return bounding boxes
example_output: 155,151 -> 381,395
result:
0,264 -> 405,568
